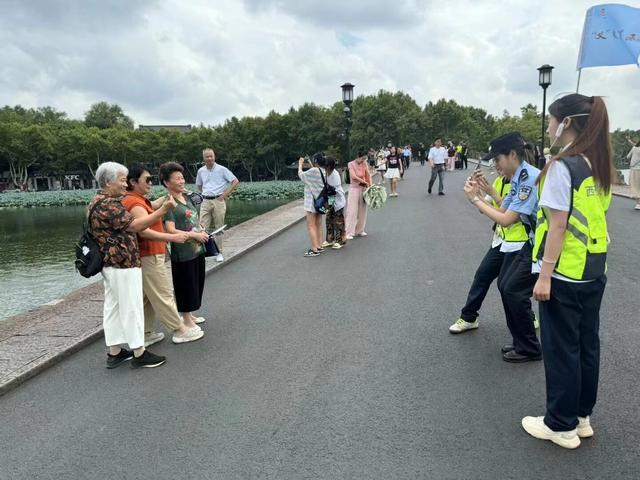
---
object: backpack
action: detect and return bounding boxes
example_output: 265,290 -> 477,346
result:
448,147 -> 456,157
74,199 -> 105,278
314,169 -> 336,214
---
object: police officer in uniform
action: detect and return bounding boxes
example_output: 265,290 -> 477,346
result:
521,94 -> 613,449
450,164 -> 530,334
463,132 -> 541,363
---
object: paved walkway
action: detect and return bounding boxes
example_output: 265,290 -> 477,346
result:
0,199 -> 305,395
1,166 -> 639,479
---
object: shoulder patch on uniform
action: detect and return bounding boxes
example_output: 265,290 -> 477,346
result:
510,188 -> 516,196
518,185 -> 532,201
519,169 -> 529,182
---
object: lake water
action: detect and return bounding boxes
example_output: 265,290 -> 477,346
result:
0,198 -> 291,322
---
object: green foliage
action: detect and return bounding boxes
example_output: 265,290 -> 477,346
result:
84,102 -> 134,130
0,181 -> 303,208
0,97 -> 636,188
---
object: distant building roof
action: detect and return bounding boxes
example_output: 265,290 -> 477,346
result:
138,125 -> 192,133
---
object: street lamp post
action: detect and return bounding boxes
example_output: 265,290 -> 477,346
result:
537,64 -> 554,168
341,82 -> 354,163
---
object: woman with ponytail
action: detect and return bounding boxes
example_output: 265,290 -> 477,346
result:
522,94 -> 615,449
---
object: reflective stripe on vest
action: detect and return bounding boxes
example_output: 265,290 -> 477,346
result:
493,176 -> 529,243
532,156 -> 611,280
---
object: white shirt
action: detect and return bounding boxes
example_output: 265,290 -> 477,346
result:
196,164 -> 237,197
531,161 -> 591,283
628,146 -> 640,169
428,147 -> 447,165
327,170 -> 346,211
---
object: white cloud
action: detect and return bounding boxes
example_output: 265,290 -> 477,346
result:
0,0 -> 637,129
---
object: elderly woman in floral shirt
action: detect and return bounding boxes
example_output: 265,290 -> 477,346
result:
90,162 -> 176,369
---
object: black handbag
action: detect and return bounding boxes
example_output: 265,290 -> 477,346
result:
204,234 -> 221,257
313,169 -> 335,214
74,199 -> 105,278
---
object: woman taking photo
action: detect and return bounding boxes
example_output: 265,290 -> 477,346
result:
522,94 -> 614,449
298,155 -> 325,257
384,146 -> 404,197
159,162 -> 210,328
462,132 -> 541,362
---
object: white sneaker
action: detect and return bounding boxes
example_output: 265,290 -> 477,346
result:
577,416 -> 594,438
194,316 -> 206,324
357,232 -> 368,237
346,235 -> 354,240
215,254 -> 224,262
449,318 -> 479,334
321,241 -> 333,248
172,327 -> 205,344
144,332 -> 165,347
521,416 -> 581,449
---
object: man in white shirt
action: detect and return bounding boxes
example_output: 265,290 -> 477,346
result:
196,148 -> 240,261
427,138 -> 447,195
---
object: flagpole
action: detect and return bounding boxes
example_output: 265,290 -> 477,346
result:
576,69 -> 582,93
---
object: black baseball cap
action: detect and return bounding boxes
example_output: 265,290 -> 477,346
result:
482,132 -> 526,161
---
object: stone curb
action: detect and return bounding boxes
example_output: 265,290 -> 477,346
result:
0,198 -> 306,398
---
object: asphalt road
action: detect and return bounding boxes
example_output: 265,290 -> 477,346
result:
1,165 -> 639,480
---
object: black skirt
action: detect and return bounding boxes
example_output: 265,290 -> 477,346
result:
171,255 -> 206,313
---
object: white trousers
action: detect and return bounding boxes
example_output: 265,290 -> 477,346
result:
102,266 -> 144,349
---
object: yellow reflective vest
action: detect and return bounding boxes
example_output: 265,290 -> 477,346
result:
492,176 -> 529,243
532,156 -> 611,280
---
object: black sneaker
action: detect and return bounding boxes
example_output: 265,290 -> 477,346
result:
438,192 -> 445,196
131,350 -> 167,369
106,349 -> 133,369
428,187 -> 432,194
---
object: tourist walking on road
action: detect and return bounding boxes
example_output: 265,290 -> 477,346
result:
123,164 -> 204,346
384,146 -> 403,197
626,137 -> 640,209
346,151 -> 372,239
322,156 -> 347,249
462,132 -> 541,363
428,139 -> 447,195
298,155 -> 325,257
523,94 -> 614,449
160,162 -> 210,328
402,145 -> 412,170
375,147 -> 387,184
447,142 -> 456,171
196,148 -> 240,262
90,162 -> 176,369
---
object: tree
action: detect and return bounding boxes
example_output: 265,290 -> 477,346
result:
84,102 -> 134,130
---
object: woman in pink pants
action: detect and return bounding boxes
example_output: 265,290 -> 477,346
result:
345,151 -> 372,240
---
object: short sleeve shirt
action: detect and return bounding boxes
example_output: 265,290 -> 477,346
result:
122,192 -> 167,257
196,164 -> 238,197
164,196 -> 205,262
88,192 -> 140,268
501,161 -> 541,240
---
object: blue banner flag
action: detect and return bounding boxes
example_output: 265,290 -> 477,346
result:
577,3 -> 640,69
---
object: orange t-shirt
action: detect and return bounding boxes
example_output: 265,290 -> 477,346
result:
122,192 -> 167,257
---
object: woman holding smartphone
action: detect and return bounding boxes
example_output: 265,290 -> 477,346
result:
522,94 -> 614,449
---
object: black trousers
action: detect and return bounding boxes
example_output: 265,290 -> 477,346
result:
497,243 -> 541,357
462,154 -> 468,169
171,255 -> 206,313
460,246 -> 505,322
540,276 -> 606,431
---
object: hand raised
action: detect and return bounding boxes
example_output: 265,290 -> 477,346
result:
164,194 -> 177,210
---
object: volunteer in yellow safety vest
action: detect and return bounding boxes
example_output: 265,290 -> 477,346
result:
450,166 -> 530,335
521,94 -> 614,450
462,132 -> 542,363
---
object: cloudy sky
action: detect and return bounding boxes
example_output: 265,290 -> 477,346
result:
1,0 -> 639,129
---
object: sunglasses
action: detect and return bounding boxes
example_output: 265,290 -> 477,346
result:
140,177 -> 152,184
